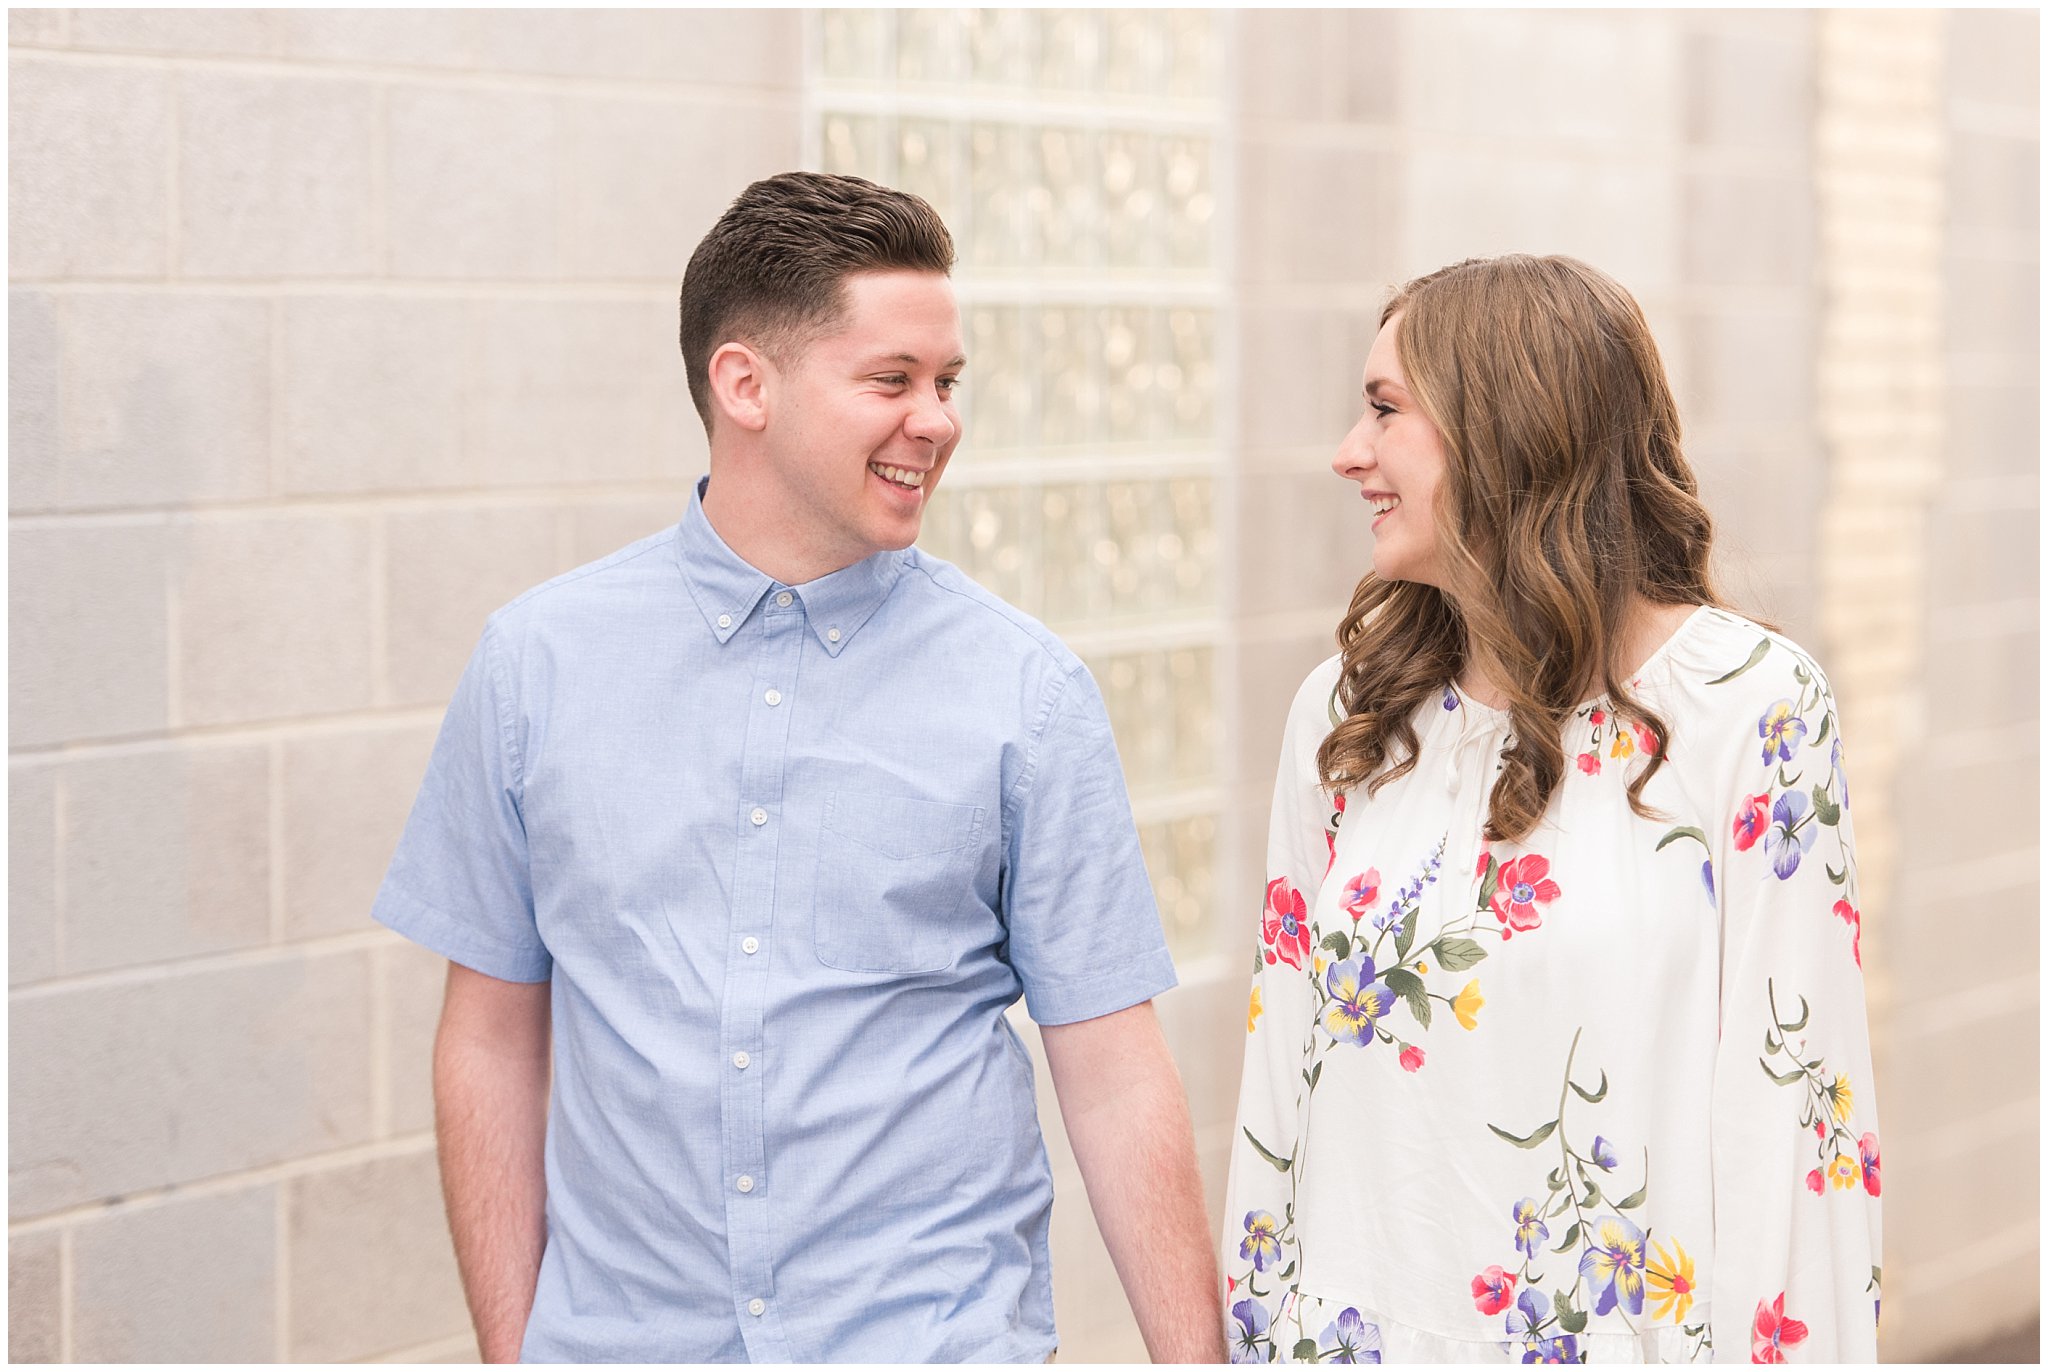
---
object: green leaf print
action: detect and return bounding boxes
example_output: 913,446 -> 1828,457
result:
1759,1058 -> 1807,1087
1569,1068 -> 1609,1104
1384,967 -> 1431,1028
1243,1127 -> 1293,1172
1321,929 -> 1352,961
1293,1338 -> 1320,1362
1489,1119 -> 1560,1149
1813,783 -> 1841,826
1655,825 -> 1708,851
1432,936 -> 1488,971
1706,637 -> 1771,685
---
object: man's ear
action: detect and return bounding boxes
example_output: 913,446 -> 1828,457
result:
707,341 -> 771,433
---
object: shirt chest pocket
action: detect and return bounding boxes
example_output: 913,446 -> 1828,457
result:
812,789 -> 988,974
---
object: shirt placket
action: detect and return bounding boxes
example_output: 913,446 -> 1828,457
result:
722,589 -> 804,1360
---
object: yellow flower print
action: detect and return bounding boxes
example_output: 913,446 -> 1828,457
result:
1416,961 -> 1429,975
1314,955 -> 1327,980
1646,1239 -> 1697,1323
1828,1152 -> 1860,1190
1823,1073 -> 1854,1124
1452,980 -> 1485,1030
1610,729 -> 1635,758
1247,985 -> 1263,1034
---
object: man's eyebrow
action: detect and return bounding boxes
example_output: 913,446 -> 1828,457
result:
866,352 -> 968,368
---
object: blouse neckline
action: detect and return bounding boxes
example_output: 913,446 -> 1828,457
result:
1445,604 -> 1712,723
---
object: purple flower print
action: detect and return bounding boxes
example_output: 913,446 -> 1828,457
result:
1578,1215 -> 1648,1316
1323,957 -> 1397,1047
1238,1210 -> 1280,1272
1229,1298 -> 1271,1364
1319,1307 -> 1382,1363
1763,790 -> 1816,880
1512,1197 -> 1550,1260
1759,700 -> 1808,764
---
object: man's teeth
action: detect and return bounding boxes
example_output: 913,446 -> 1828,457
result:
869,463 -> 925,489
1370,495 -> 1400,515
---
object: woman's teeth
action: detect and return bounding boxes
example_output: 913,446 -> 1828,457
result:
1370,495 -> 1400,515
870,463 -> 925,489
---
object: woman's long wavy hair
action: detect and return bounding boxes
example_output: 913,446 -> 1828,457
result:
1316,255 -> 1730,842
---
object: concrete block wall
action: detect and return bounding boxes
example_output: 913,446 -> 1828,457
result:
9,8 -> 2035,1364
1872,8 -> 2040,1360
8,9 -> 799,1361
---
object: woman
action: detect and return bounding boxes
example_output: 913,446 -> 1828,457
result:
1222,256 -> 1879,1364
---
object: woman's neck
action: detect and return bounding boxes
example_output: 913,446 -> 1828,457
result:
1454,597 -> 1701,710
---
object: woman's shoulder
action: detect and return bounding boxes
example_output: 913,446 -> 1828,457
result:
1659,606 -> 1839,709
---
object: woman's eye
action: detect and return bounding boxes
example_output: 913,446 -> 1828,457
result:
937,376 -> 962,394
1370,401 -> 1395,418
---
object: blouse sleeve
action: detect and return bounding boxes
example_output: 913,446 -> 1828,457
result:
1220,658 -> 1343,1349
1707,655 -> 1881,1362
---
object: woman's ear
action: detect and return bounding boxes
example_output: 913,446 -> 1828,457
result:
707,341 -> 770,433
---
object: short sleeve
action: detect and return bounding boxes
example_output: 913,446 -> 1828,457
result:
1001,663 -> 1177,1026
371,620 -> 551,983
1707,658 -> 1880,1361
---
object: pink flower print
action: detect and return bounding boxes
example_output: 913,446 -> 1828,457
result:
1324,793 -> 1346,877
1262,878 -> 1311,970
1589,708 -> 1607,725
1633,721 -> 1660,757
1474,845 -> 1493,881
1752,1293 -> 1809,1363
1341,868 -> 1382,922
1576,751 -> 1602,775
1805,1168 -> 1824,1194
1489,854 -> 1561,937
1399,1044 -> 1425,1073
1834,899 -> 1862,967
1733,793 -> 1771,851
1858,1133 -> 1881,1196
1471,1266 -> 1517,1315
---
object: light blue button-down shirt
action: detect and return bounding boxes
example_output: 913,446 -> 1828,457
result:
374,479 -> 1176,1362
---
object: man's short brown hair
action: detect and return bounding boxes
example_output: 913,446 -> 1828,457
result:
678,171 -> 956,432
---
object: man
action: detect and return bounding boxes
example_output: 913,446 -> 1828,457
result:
374,171 -> 1225,1363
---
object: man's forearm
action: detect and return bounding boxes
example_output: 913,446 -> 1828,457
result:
1045,1004 -> 1227,1363
434,970 -> 551,1363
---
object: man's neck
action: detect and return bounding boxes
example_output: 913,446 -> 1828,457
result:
700,475 -> 860,587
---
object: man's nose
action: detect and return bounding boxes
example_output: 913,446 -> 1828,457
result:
906,390 -> 957,445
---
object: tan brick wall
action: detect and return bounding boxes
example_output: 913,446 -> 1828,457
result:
8,9 -> 800,1361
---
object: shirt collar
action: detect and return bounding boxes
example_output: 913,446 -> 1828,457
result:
675,476 -> 907,657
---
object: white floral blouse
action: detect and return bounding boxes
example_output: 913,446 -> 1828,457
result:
1222,608 -> 1881,1364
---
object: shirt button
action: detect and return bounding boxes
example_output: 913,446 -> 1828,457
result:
749,807 -> 767,826
748,1299 -> 766,1317
732,1050 -> 751,1069
775,591 -> 793,608
736,1174 -> 755,1193
716,613 -> 732,630
741,936 -> 760,955
764,688 -> 782,706
827,627 -> 841,642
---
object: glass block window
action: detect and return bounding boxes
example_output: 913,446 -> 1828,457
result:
806,9 -> 1228,960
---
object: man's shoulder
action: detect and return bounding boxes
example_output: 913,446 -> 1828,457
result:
895,548 -> 1085,678
487,524 -> 682,640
